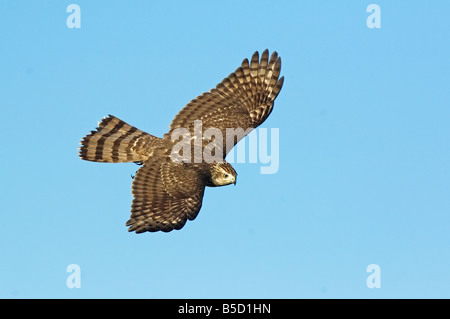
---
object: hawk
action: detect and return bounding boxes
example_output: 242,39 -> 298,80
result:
79,50 -> 284,233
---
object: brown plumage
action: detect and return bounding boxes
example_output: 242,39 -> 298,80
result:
79,50 -> 284,233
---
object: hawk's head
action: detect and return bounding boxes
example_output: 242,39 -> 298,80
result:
209,162 -> 237,187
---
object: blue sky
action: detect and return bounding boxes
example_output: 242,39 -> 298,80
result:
0,1 -> 449,298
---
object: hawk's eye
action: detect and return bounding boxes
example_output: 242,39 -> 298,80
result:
223,173 -> 229,179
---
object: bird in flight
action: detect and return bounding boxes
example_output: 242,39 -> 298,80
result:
79,50 -> 284,233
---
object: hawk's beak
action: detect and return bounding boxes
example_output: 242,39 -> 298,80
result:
233,177 -> 237,186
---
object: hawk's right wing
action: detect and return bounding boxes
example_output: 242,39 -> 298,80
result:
165,50 -> 284,158
126,156 -> 206,233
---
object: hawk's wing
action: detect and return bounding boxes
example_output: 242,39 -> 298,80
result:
126,155 -> 206,233
165,50 -> 284,158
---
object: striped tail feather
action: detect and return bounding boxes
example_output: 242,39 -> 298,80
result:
79,115 -> 159,163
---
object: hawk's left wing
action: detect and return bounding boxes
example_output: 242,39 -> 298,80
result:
126,156 -> 206,233
165,50 -> 284,158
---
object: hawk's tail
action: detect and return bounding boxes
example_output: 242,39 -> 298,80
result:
79,115 -> 160,163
